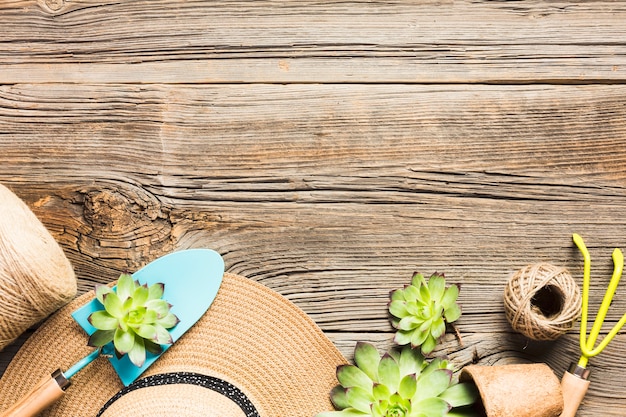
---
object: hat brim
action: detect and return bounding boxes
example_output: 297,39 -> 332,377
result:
99,373 -> 250,417
0,273 -> 347,416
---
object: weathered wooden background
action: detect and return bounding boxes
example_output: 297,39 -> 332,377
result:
2,1 -> 626,415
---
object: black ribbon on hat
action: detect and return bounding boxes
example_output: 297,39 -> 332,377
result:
96,372 -> 260,417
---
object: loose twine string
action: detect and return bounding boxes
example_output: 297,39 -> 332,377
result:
0,184 -> 76,351
504,263 -> 581,341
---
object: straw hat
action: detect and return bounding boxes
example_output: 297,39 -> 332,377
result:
0,272 -> 347,416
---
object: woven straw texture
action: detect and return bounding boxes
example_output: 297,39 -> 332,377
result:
0,272 -> 346,416
101,384 -> 247,417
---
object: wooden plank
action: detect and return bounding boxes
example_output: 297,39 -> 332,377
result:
2,2 -> 626,414
1,1 -> 626,83
2,83 -> 626,329
2,83 -> 626,178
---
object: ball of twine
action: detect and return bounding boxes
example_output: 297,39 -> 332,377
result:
504,262 -> 581,341
0,184 -> 76,351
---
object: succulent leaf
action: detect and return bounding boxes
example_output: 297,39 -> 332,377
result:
157,312 -> 179,328
127,306 -> 147,325
398,346 -> 425,376
122,297 -> 134,312
372,383 -> 391,401
405,301 -> 420,316
95,285 -> 113,304
87,272 -> 179,368
337,365 -> 373,390
393,330 -> 413,346
398,316 -> 419,331
148,282 -> 165,300
153,323 -> 174,344
409,328 -> 429,348
389,272 -> 463,355
146,299 -> 170,318
378,354 -> 400,393
88,311 -> 118,330
438,383 -> 479,408
354,342 -> 381,381
390,289 -> 405,302
410,273 -> 424,288
132,285 -> 150,308
144,339 -> 164,356
404,285 -> 421,303
422,357 -> 453,378
371,400 -> 390,417
346,387 -> 375,413
418,284 -> 430,303
331,386 -> 351,410
114,327 -> 135,354
389,300 -> 409,318
134,324 -> 157,340
88,329 -> 115,347
428,274 -> 446,301
409,397 -> 451,417
128,335 -> 146,367
142,308 -> 158,325
431,317 -> 446,339
413,369 -> 452,401
443,304 -> 461,323
398,374 -> 417,399
440,285 -> 459,310
116,273 -> 135,302
420,335 -> 437,354
103,292 -> 124,319
318,344 -> 475,417
386,394 -> 410,416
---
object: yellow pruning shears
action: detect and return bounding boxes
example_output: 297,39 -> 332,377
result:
560,233 -> 626,417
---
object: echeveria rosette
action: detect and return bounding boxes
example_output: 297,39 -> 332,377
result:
389,273 -> 461,355
88,272 -> 180,367
316,342 -> 478,417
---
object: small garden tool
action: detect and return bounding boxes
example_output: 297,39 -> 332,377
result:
560,234 -> 626,417
0,249 -> 224,417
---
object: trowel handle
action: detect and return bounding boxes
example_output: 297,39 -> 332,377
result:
560,370 -> 590,417
0,369 -> 70,417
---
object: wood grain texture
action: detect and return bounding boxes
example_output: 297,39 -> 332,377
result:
2,1 -> 626,415
1,1 -> 626,83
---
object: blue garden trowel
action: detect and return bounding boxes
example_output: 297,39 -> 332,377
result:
0,249 -> 224,417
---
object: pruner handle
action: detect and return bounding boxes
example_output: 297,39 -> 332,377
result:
560,364 -> 590,417
0,370 -> 70,417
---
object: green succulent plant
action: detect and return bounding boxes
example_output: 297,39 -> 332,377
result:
389,272 -> 461,355
88,272 -> 179,367
316,342 -> 478,417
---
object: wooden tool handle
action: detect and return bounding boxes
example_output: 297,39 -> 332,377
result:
560,370 -> 590,417
0,370 -> 70,417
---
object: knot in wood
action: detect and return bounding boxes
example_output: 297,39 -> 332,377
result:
83,187 -> 167,236
84,189 -> 141,236
39,0 -> 65,13
80,185 -> 173,270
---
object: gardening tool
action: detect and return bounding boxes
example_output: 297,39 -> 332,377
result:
560,234 -> 626,417
0,248 -> 224,417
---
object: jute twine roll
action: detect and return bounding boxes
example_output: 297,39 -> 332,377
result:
504,263 -> 581,341
0,184 -> 76,351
